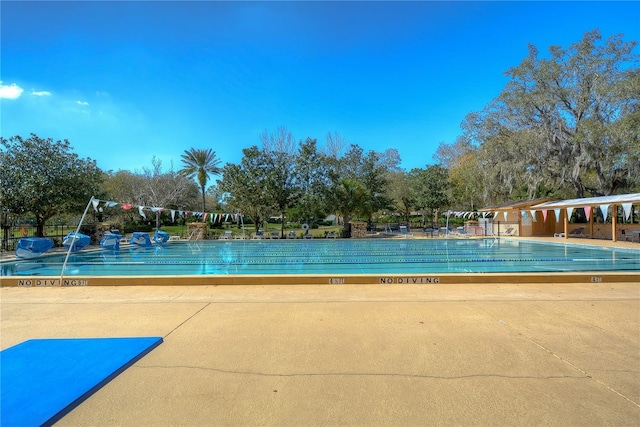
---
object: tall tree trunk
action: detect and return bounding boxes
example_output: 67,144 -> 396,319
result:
572,176 -> 585,199
201,185 -> 206,215
36,216 -> 45,238
280,210 -> 286,238
342,213 -> 352,237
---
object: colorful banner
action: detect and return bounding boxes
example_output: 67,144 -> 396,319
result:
622,203 -> 632,221
599,204 -> 610,221
90,198 -> 243,224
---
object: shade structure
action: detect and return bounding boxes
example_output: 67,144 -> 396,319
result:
531,193 -> 640,242
531,193 -> 640,210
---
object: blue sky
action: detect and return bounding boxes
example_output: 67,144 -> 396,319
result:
1,1 -> 638,173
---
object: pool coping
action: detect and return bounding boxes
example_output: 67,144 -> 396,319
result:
3,271 -> 638,287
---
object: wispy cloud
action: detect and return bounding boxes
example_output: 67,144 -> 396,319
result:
31,90 -> 52,96
0,82 -> 24,99
76,100 -> 89,106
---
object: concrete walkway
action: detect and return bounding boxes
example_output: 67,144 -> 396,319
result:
2,282 -> 639,426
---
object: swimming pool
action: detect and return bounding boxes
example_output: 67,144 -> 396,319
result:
2,238 -> 638,282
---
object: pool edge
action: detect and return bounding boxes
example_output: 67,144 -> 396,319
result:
2,272 -> 638,287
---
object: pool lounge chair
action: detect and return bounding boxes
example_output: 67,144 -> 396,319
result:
399,225 -> 413,237
568,227 -> 589,238
424,227 -> 439,237
555,227 -> 589,238
270,230 -> 280,239
326,231 -> 336,238
502,227 -> 516,236
287,230 -> 297,239
621,229 -> 636,242
219,230 -> 233,240
252,230 -> 265,240
453,227 -> 467,236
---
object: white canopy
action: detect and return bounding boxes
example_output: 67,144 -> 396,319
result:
531,193 -> 640,242
531,193 -> 640,210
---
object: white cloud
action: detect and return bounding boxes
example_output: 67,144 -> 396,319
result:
31,90 -> 52,96
0,82 -> 24,99
76,100 -> 89,106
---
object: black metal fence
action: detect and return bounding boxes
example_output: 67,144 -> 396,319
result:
1,223 -> 78,254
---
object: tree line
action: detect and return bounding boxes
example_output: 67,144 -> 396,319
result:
435,30 -> 639,209
1,30 -> 638,238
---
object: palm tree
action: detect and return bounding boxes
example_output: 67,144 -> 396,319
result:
329,178 -> 371,237
179,148 -> 221,214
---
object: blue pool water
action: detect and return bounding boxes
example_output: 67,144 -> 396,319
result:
2,239 -> 638,277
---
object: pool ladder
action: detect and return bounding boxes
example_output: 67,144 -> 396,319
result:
189,230 -> 203,241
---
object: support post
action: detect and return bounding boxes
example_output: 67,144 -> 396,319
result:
612,205 -> 617,242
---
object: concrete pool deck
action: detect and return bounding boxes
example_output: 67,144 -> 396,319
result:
1,237 -> 639,425
2,280 -> 639,425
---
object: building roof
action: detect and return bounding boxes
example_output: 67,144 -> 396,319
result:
479,197 -> 556,212
531,193 -> 640,209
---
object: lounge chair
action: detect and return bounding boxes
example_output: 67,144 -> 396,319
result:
556,227 -> 589,238
326,231 -> 336,239
287,230 -> 296,239
252,230 -> 265,240
399,225 -> 413,237
270,230 -> 280,239
219,230 -> 233,240
502,227 -> 516,236
454,226 -> 467,236
621,229 -> 635,242
424,227 -> 439,237
568,227 -> 589,238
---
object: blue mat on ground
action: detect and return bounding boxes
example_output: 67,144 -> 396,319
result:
1,337 -> 163,427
